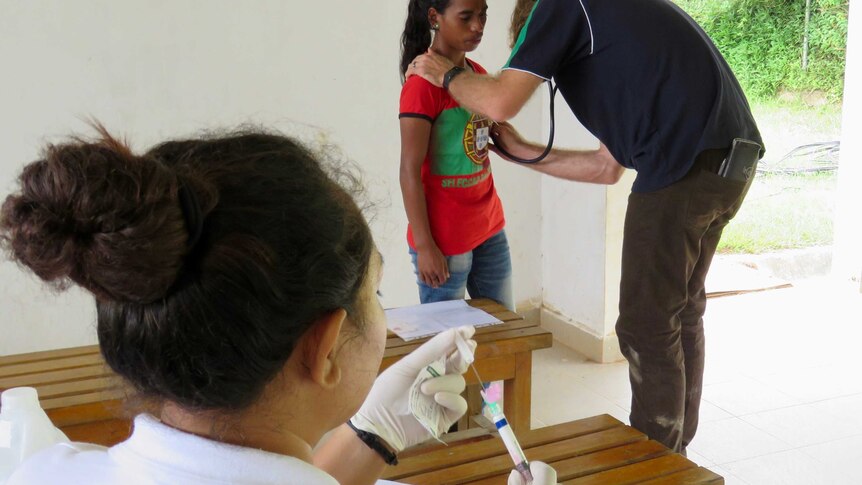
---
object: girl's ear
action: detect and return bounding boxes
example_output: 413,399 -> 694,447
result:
428,8 -> 439,28
300,309 -> 347,390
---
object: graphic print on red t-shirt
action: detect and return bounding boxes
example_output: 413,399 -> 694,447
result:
399,59 -> 505,256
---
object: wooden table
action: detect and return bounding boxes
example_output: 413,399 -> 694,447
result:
0,299 -> 551,445
383,415 -> 724,484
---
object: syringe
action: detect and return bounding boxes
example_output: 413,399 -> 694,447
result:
453,330 -> 533,481
471,365 -> 533,482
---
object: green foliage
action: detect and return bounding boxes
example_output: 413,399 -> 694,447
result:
675,0 -> 849,102
717,171 -> 837,253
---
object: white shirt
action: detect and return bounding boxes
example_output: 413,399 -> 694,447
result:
7,414 -> 339,485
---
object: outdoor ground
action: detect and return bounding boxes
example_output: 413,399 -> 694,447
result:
532,270 -> 862,484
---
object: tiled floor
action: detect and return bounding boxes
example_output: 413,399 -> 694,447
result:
530,275 -> 862,484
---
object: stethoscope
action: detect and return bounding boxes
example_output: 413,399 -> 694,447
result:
490,81 -> 559,164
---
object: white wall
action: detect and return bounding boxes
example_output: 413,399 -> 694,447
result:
537,88 -> 631,362
538,89 -> 602,331
833,0 -> 862,287
0,0 -> 543,355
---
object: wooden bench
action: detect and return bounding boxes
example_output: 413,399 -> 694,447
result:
382,415 -> 724,484
0,299 -> 551,445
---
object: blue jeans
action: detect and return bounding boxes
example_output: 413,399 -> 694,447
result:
409,230 -> 515,311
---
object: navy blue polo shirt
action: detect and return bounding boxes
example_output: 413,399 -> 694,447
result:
504,0 -> 764,192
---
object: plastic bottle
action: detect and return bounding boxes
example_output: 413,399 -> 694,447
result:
0,387 -> 69,484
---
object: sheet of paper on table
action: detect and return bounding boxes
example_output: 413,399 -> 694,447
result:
385,300 -> 502,341
375,481 -> 405,485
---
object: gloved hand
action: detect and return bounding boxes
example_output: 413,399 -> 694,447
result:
507,461 -> 558,485
350,326 -> 477,452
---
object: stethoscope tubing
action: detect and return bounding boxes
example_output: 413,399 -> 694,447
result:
491,81 -> 558,164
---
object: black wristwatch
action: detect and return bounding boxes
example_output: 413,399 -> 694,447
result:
443,66 -> 466,91
346,420 -> 398,466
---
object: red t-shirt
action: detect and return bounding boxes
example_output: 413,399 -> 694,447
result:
399,59 -> 505,256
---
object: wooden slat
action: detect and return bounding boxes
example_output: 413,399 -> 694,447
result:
0,353 -> 106,378
638,467 -> 724,484
383,415 -> 625,480
466,440 -> 669,485
483,309 -> 524,322
0,345 -> 100,366
401,426 -> 646,484
466,300 -> 528,322
561,454 -> 696,485
464,299 -> 500,311
29,375 -> 124,401
465,298 -> 518,316
40,388 -> 128,411
551,441 -> 670,482
0,364 -> 113,389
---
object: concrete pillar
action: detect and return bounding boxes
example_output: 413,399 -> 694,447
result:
832,0 -> 862,290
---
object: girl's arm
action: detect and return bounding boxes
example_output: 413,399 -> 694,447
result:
400,117 -> 449,288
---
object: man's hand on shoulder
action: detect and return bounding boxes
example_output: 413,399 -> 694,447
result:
408,50 -> 454,87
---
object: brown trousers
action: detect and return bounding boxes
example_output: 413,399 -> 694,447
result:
616,149 -> 752,453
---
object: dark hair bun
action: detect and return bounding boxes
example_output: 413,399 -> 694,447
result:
1,130 -> 189,303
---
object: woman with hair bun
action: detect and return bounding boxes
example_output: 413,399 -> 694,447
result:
0,126 -> 477,485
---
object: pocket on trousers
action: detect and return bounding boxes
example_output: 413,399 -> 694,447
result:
685,169 -> 748,229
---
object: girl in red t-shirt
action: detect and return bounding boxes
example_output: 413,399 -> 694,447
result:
398,0 -> 514,311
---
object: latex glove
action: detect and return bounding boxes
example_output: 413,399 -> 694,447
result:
350,326 -> 477,452
507,461 -> 558,485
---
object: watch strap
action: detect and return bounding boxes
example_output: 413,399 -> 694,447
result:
443,66 -> 466,90
346,420 -> 399,466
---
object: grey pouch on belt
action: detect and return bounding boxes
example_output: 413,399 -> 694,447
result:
718,138 -> 762,183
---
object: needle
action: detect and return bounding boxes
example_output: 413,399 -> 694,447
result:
470,363 -> 488,390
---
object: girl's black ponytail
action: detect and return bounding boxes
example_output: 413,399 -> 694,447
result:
400,0 -> 450,82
